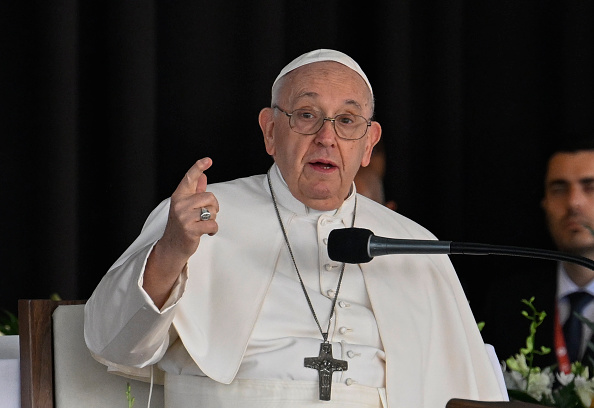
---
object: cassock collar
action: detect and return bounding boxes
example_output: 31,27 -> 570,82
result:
265,164 -> 357,224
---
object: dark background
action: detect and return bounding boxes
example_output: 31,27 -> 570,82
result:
1,1 -> 593,319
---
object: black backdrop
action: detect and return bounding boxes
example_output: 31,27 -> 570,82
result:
1,1 -> 593,316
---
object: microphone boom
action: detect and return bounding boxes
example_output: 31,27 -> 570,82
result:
328,227 -> 594,271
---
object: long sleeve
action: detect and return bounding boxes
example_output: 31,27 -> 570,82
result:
84,198 -> 187,368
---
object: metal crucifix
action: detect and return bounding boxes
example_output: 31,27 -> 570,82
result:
304,342 -> 348,400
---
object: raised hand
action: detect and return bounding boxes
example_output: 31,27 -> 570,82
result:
161,157 -> 219,259
144,157 -> 219,307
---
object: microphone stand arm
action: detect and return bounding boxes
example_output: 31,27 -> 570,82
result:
451,242 -> 594,271
367,236 -> 594,271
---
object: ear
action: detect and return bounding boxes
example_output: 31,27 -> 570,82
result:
259,107 -> 276,156
360,121 -> 382,167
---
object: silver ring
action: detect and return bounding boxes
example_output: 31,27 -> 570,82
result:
200,207 -> 211,221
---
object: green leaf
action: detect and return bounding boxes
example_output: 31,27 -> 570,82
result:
552,381 -> 583,408
126,382 -> 135,408
0,309 -> 18,335
507,390 -> 552,406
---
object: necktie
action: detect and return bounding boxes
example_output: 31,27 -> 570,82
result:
563,291 -> 594,363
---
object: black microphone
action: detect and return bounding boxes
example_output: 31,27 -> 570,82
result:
327,227 -> 594,271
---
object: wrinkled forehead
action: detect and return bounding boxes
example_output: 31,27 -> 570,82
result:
272,62 -> 374,117
272,49 -> 373,97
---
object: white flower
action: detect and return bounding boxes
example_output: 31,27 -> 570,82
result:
556,370 -> 576,386
503,369 -> 526,390
525,368 -> 554,402
499,297 -> 594,407
502,355 -> 554,402
574,376 -> 594,408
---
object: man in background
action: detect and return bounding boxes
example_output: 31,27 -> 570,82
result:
478,136 -> 594,372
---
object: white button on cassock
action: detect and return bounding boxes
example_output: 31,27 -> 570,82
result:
345,378 -> 356,386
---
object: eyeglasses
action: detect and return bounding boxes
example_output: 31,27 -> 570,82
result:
273,106 -> 371,140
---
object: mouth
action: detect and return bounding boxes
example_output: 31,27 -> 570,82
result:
562,217 -> 593,234
308,160 -> 338,172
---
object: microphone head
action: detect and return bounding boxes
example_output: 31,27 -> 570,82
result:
328,228 -> 374,263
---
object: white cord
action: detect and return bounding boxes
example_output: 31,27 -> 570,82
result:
147,364 -> 154,408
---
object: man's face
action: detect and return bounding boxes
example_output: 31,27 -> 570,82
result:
259,61 -> 381,211
542,150 -> 594,256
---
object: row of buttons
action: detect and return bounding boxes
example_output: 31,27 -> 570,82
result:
342,339 -> 361,387
320,217 -> 360,388
344,344 -> 360,387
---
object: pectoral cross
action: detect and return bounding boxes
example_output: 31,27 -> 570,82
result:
304,342 -> 348,401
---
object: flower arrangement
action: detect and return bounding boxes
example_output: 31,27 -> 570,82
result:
502,297 -> 594,408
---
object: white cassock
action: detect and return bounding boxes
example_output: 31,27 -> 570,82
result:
85,164 -> 507,408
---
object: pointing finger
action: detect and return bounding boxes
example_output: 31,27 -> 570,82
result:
174,157 -> 212,196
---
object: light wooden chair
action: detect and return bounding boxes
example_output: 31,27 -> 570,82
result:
18,299 -> 164,408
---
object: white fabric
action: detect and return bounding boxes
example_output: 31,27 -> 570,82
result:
53,305 -> 164,407
233,165 -> 385,387
0,359 -> 19,408
166,376 -> 383,408
85,164 -> 507,408
0,335 -> 20,408
131,166 -> 386,388
272,49 -> 373,96
484,344 -> 509,401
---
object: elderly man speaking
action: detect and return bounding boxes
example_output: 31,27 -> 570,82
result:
84,49 -> 507,408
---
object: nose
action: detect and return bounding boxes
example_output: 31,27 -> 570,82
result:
314,118 -> 337,146
568,185 -> 587,210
